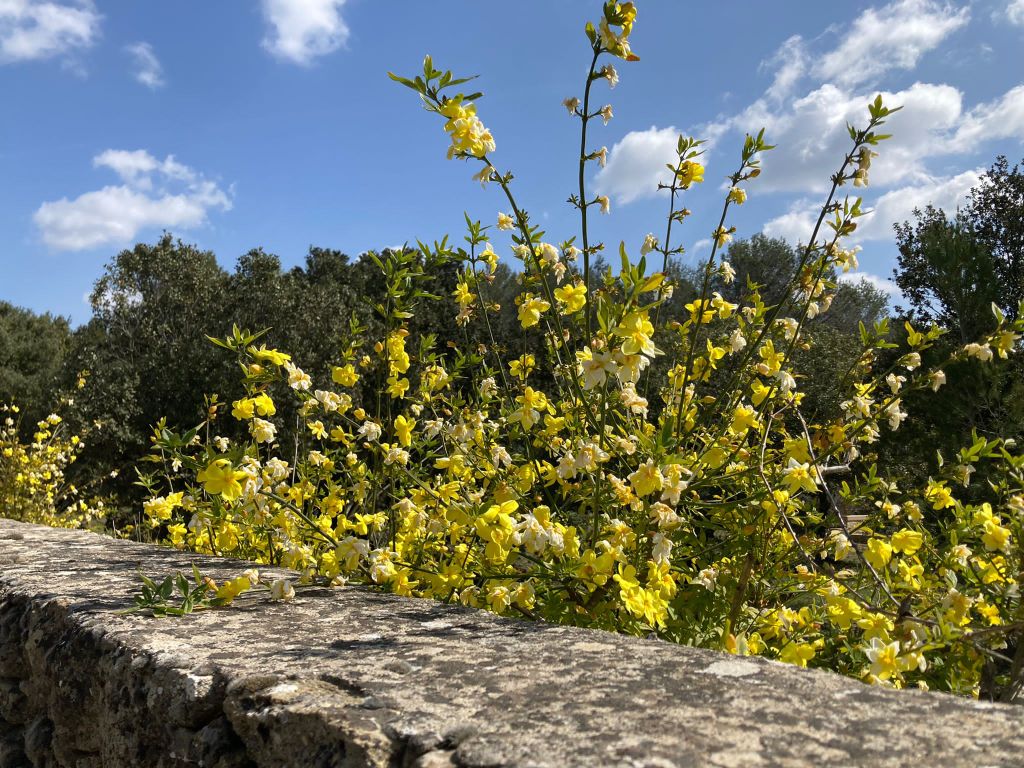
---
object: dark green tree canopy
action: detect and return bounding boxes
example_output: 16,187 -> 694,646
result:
966,156 -> 1024,314
0,301 -> 71,427
893,155 -> 1024,339
893,207 -> 1001,343
881,157 -> 1024,484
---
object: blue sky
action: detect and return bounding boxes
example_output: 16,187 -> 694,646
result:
2,0 -> 1022,325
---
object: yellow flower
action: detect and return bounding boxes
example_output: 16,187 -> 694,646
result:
924,481 -> 955,510
231,398 -> 255,420
993,329 -> 1020,358
890,529 -> 923,556
197,459 -> 247,502
438,98 -> 495,159
598,4 -> 639,61
758,340 -> 785,375
577,347 -> 617,390
982,519 -> 1011,552
143,491 -> 183,522
394,415 -> 415,448
252,393 -> 276,417
711,292 -> 737,319
510,386 -> 549,430
251,418 -> 276,444
780,642 -> 816,668
475,501 -> 519,563
480,245 -> 499,273
518,294 -> 551,329
510,353 -> 536,379
712,227 -> 733,248
553,282 -> 587,314
825,596 -> 862,630
331,364 -> 359,387
975,555 -> 1007,583
864,538 -> 893,571
976,601 -> 1003,626
248,345 -> 291,367
628,459 -> 663,497
615,311 -> 657,357
864,637 -> 900,681
730,404 -> 760,435
452,281 -> 475,307
750,378 -> 771,406
896,558 -> 924,590
675,160 -> 704,188
270,579 -> 295,601
684,296 -> 716,325
385,331 -> 410,374
972,503 -> 994,526
613,561 -> 641,595
486,583 -> 513,613
576,549 -> 616,590
728,186 -> 747,205
167,523 -> 188,547
386,376 -> 409,399
781,458 -> 817,494
855,613 -> 893,643
215,576 -> 251,604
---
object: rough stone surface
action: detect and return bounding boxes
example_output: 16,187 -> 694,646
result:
2,518 -> 1024,767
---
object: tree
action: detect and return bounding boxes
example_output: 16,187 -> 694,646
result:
893,207 -> 1001,344
713,236 -> 890,423
882,159 -> 1024,483
0,302 -> 71,429
894,156 -> 1024,334
63,235 -> 231,509
965,156 -> 1024,317
719,234 -> 796,308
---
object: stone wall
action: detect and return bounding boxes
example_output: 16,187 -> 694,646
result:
1,518 -> 1023,767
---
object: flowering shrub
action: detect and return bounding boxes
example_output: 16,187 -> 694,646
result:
1,386 -> 105,528
139,2 -> 1024,700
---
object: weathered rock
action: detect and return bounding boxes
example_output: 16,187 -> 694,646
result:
1,518 -> 1023,767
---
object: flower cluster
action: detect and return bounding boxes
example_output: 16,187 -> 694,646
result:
0,398 -> 104,529
138,3 -> 1024,701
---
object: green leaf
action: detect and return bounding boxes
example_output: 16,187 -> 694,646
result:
158,576 -> 174,600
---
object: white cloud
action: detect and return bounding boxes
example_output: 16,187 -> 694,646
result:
693,0 -> 1021,197
92,148 -> 160,185
761,35 -> 807,104
763,170 -> 982,245
261,0 -> 349,65
92,149 -> 194,188
1002,0 -> 1024,25
593,125 -> 679,204
34,150 -> 231,251
690,238 -> 711,254
732,81 -> 966,194
838,271 -> 900,297
952,85 -> 1024,147
125,41 -> 163,89
0,0 -> 99,63
762,200 -> 818,245
854,168 -> 982,240
816,0 -> 969,87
